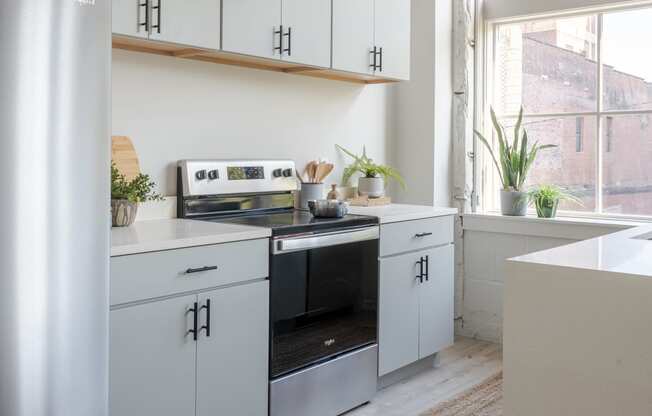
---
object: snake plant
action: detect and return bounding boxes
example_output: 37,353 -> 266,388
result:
474,107 -> 556,192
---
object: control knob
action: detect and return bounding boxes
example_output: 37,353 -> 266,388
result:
282,168 -> 293,177
195,170 -> 207,180
272,168 -> 283,178
208,170 -> 219,180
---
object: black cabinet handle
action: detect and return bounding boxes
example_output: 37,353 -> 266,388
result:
151,0 -> 161,34
415,232 -> 433,238
138,0 -> 149,32
283,26 -> 292,56
200,299 -> 211,337
185,266 -> 218,274
187,302 -> 198,341
370,46 -> 377,70
274,25 -> 283,55
378,47 -> 383,72
416,257 -> 424,283
424,255 -> 430,281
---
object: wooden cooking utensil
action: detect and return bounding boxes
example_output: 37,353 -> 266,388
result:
111,136 -> 141,181
307,161 -> 318,183
314,163 -> 328,184
320,163 -> 334,182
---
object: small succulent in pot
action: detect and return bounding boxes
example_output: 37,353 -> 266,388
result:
111,162 -> 164,227
336,144 -> 405,198
474,107 -> 557,216
527,184 -> 582,218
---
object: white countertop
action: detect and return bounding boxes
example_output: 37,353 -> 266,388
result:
348,204 -> 457,224
510,223 -> 652,277
111,219 -> 271,257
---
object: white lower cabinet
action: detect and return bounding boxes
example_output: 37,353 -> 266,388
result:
378,216 -> 455,377
110,295 -> 197,416
110,281 -> 269,416
110,240 -> 269,416
196,281 -> 269,416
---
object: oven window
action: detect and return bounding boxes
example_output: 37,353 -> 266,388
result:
269,239 -> 378,379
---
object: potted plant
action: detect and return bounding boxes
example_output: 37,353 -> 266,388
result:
474,107 -> 557,216
336,145 -> 405,198
111,162 -> 163,227
528,185 -> 582,218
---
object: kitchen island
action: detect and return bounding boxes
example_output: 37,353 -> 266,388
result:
504,224 -> 652,416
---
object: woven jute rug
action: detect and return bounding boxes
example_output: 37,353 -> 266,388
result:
421,372 -> 503,416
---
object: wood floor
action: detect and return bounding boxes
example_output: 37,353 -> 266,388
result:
345,337 -> 502,416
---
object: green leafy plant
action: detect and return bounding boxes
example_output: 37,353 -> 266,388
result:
528,184 -> 582,217
111,162 -> 164,203
336,144 -> 406,189
474,107 -> 557,192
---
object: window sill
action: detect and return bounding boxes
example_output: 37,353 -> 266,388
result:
462,211 -> 642,240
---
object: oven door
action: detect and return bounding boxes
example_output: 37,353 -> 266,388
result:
269,227 -> 379,379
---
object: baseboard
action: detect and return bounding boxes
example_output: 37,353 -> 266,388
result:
378,353 -> 440,390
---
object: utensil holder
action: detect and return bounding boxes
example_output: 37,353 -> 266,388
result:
299,183 -> 325,209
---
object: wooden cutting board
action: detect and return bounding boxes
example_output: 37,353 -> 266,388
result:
111,136 -> 140,181
348,195 -> 391,206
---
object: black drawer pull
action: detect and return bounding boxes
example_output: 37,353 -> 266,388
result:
185,266 -> 218,274
415,232 -> 433,238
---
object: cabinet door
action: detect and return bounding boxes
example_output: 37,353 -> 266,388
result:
374,0 -> 411,80
113,0 -> 149,38
332,0 -> 374,74
196,281 -> 269,416
222,0 -> 282,59
148,0 -> 220,50
281,0 -> 331,67
419,244 -> 454,359
110,295 -> 197,416
378,252 -> 420,376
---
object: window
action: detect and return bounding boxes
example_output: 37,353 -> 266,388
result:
606,116 -> 613,152
485,6 -> 652,217
575,117 -> 584,152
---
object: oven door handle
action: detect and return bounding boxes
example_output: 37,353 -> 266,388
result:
273,226 -> 379,254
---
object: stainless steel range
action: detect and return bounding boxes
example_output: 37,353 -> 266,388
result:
177,160 -> 379,416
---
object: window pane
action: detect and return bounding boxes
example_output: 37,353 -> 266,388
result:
494,15 -> 598,115
602,8 -> 652,111
602,114 -> 652,215
496,117 -> 597,211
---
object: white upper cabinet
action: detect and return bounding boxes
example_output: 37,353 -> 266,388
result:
281,0 -> 332,67
148,0 -> 221,50
113,0 -> 149,38
332,0 -> 375,75
222,0 -> 283,59
374,0 -> 411,80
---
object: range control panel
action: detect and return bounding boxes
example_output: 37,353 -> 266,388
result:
179,159 -> 297,197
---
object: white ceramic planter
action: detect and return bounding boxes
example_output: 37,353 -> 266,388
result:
111,199 -> 138,227
358,177 -> 385,198
500,190 -> 528,216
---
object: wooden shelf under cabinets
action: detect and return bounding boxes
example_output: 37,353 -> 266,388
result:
112,36 -> 399,85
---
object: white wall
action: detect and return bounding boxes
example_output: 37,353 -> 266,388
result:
112,49 -> 394,196
392,0 -> 453,207
458,214 -> 635,342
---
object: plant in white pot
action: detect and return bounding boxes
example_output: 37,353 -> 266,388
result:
111,162 -> 164,227
336,145 -> 405,198
474,107 -> 557,216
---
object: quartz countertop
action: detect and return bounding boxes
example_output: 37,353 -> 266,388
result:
111,219 -> 271,257
348,204 -> 457,224
509,223 -> 652,277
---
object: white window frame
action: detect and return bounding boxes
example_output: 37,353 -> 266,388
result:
476,0 -> 652,222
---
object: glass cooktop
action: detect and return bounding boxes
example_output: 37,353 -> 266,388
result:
204,210 -> 378,237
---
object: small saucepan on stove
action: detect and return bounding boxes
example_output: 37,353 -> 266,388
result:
307,200 -> 349,218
